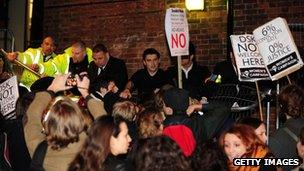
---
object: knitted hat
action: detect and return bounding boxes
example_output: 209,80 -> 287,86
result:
163,87 -> 189,112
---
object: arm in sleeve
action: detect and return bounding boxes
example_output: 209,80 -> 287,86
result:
17,48 -> 35,65
116,61 -> 128,90
24,91 -> 53,157
86,95 -> 107,118
39,54 -> 66,75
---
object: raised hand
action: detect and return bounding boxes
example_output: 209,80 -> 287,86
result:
6,52 -> 18,61
47,73 -> 73,93
75,74 -> 90,98
120,89 -> 132,99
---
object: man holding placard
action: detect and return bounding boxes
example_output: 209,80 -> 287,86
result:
165,8 -> 190,88
167,42 -> 210,99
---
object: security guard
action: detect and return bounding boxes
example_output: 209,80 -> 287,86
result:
6,36 -> 56,89
43,40 -> 93,75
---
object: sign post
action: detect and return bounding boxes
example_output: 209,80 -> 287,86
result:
165,8 -> 189,88
230,34 -> 270,121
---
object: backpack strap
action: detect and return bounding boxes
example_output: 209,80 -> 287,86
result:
30,140 -> 48,171
283,127 -> 299,142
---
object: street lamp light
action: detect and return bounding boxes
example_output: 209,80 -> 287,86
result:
185,0 -> 204,11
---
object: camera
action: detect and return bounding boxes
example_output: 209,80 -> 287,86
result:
66,74 -> 77,86
66,73 -> 88,86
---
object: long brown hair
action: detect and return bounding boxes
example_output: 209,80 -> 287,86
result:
43,97 -> 85,150
68,115 -> 125,171
137,108 -> 164,138
279,84 -> 304,119
135,136 -> 191,171
219,124 -> 270,171
219,124 -> 267,158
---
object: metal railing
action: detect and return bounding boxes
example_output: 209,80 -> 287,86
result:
0,29 -> 15,52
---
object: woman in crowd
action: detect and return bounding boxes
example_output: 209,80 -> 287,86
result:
268,84 -> 304,171
112,100 -> 140,140
219,124 -> 276,171
191,139 -> 228,171
238,117 -> 267,144
153,84 -> 174,109
136,107 -> 164,138
68,115 -> 132,171
24,73 -> 107,171
135,136 -> 191,171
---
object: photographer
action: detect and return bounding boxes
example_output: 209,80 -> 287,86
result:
24,73 -> 107,170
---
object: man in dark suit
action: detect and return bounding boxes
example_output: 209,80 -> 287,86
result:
166,42 -> 211,99
88,43 -> 128,92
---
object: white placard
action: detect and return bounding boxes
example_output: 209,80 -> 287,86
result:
230,34 -> 270,82
0,76 -> 19,117
253,17 -> 303,81
165,8 -> 189,56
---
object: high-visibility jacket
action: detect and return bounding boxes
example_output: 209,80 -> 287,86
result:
17,47 -> 56,89
43,47 -> 93,75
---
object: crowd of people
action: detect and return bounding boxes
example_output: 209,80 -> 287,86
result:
0,36 -> 303,171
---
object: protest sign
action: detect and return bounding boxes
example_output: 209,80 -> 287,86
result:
253,17 -> 303,81
0,76 -> 19,118
230,34 -> 270,82
165,8 -> 189,56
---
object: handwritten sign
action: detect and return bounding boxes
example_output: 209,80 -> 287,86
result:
165,8 -> 189,56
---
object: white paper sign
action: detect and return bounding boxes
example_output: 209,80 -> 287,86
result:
253,17 -> 303,80
0,76 -> 19,117
230,34 -> 270,82
165,8 -> 189,56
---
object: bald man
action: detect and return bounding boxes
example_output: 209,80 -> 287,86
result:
43,41 -> 93,76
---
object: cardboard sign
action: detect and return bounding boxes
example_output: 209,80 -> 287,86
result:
230,34 -> 270,82
253,17 -> 303,80
165,8 -> 189,56
0,76 -> 19,118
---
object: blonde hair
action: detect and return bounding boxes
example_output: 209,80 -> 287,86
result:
137,108 -> 164,138
112,101 -> 137,121
43,96 -> 85,150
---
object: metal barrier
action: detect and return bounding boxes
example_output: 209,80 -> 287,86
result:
209,84 -> 258,120
0,29 -> 15,52
0,29 -> 15,75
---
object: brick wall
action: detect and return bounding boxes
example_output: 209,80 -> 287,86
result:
44,0 -> 168,76
0,0 -> 8,28
233,0 -> 304,48
43,0 -> 304,77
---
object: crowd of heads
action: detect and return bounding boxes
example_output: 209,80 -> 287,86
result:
6,75 -> 304,170
1,37 -> 304,170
